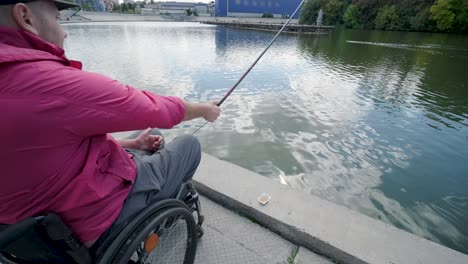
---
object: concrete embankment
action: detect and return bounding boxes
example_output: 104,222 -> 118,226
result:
61,11 -> 171,23
60,11 -> 313,26
62,11 -> 301,24
195,153 -> 468,264
195,17 -> 333,34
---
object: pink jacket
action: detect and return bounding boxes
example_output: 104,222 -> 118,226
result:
0,27 -> 186,243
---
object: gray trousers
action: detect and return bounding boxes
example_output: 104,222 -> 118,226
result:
113,130 -> 201,226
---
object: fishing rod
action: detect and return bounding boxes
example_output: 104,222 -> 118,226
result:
192,0 -> 306,134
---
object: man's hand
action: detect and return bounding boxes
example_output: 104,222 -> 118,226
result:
134,127 -> 163,152
183,100 -> 221,122
117,128 -> 163,152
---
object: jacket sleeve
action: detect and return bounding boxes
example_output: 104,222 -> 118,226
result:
44,65 -> 186,136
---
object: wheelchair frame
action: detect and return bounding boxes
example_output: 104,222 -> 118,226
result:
0,180 -> 204,264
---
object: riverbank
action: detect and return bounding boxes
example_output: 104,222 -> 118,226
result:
200,20 -> 333,34
60,11 -> 301,24
61,11 -> 170,23
60,12 -> 333,34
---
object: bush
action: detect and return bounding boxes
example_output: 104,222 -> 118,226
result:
262,12 -> 273,18
343,4 -> 361,28
375,5 -> 400,30
299,0 -> 325,25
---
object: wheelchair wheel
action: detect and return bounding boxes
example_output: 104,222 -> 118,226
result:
110,206 -> 197,264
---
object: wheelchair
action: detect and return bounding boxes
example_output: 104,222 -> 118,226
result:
0,181 -> 204,264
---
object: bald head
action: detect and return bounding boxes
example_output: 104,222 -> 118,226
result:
0,0 -> 67,48
0,1 -> 41,28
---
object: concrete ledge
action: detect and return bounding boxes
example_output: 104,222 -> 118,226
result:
194,153 -> 468,264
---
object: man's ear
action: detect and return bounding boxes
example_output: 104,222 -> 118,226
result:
11,3 -> 39,35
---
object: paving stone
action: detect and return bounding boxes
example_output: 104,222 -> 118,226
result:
195,225 -> 268,264
197,196 -> 293,264
294,247 -> 335,264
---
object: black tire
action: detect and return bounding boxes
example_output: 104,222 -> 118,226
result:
111,207 -> 197,264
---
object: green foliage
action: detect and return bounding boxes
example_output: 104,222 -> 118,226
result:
430,0 -> 468,32
112,3 -> 120,12
431,0 -> 457,30
343,4 -> 361,28
186,9 -> 193,16
121,3 -> 128,12
297,0 -> 467,32
458,5 -> 468,31
80,3 -> 91,11
287,247 -> 299,264
262,12 -> 274,18
299,0 -> 326,25
375,5 -> 400,30
409,6 -> 433,31
111,3 -> 138,14
324,0 -> 348,25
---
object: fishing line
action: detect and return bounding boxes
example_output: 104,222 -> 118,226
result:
191,100 -> 237,135
192,0 -> 306,135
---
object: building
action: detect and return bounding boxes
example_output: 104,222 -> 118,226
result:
75,0 -> 105,11
142,1 -> 209,16
215,0 -> 302,18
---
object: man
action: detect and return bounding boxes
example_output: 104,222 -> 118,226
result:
0,0 -> 221,247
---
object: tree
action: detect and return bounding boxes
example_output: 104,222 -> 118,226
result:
430,0 -> 457,31
446,0 -> 468,32
121,3 -> 128,12
351,0 -> 388,29
299,0 -> 326,25
323,0 -> 347,25
80,3 -> 91,11
343,4 -> 362,28
409,6 -> 432,31
112,3 -> 120,12
457,2 -> 468,32
374,5 -> 400,30
297,0 -> 465,32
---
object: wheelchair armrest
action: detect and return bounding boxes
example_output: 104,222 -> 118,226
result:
0,216 -> 43,249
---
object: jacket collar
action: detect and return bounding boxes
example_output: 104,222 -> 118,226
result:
0,26 -> 82,69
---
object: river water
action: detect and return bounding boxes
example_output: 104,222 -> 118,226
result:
63,22 -> 468,254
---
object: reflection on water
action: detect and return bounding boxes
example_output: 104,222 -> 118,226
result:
64,22 -> 468,253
